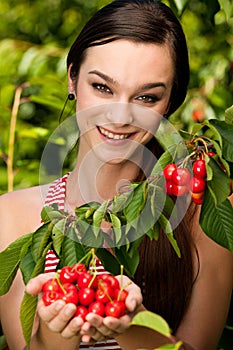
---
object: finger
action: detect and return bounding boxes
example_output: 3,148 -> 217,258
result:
61,316 -> 84,338
38,300 -> 77,333
25,273 -> 56,295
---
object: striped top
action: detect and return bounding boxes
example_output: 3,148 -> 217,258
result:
44,173 -> 122,350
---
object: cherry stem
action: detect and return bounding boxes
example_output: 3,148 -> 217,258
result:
99,280 -> 113,302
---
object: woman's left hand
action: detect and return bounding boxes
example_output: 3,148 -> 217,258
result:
80,275 -> 143,343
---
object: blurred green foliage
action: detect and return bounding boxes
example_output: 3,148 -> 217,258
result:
0,0 -> 232,193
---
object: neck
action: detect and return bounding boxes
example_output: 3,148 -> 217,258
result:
66,155 -> 141,211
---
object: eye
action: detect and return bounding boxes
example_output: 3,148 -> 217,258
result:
92,83 -> 112,94
136,95 -> 159,104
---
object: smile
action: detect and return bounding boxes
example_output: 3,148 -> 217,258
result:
98,126 -> 131,140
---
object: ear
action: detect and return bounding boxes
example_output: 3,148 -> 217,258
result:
67,64 -> 77,99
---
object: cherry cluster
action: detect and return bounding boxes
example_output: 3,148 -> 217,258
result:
163,159 -> 207,204
42,263 -> 129,319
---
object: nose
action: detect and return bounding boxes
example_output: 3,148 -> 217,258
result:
105,103 -> 133,125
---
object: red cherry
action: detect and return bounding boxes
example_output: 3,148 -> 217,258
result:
105,300 -> 126,318
190,177 -> 206,193
78,287 -> 95,306
42,290 -> 62,306
163,163 -> 177,180
98,281 -> 114,299
95,288 -> 111,304
75,305 -> 88,320
98,274 -> 120,290
77,272 -> 94,289
191,191 -> 204,205
207,151 -> 216,157
42,278 -> 61,293
164,180 -> 174,196
88,301 -> 105,317
171,184 -> 189,196
113,288 -> 129,302
193,160 -> 207,179
61,283 -> 79,305
60,266 -> 77,284
192,109 -> 204,122
172,168 -> 191,186
73,263 -> 87,275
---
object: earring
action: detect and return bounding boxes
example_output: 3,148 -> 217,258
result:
68,93 -> 75,101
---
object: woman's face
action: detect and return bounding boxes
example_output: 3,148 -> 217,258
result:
70,39 -> 174,164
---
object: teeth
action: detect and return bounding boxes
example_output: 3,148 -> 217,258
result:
99,127 -> 130,140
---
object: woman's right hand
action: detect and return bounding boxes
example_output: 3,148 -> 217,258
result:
26,273 -> 85,339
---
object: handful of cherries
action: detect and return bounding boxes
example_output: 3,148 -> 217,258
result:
42,262 -> 129,319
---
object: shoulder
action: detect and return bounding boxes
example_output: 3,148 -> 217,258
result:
0,184 -> 50,250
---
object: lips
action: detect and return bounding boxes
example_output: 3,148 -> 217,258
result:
98,126 -> 132,140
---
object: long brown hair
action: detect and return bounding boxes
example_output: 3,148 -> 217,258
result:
67,0 -> 197,332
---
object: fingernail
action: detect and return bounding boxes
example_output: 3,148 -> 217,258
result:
55,300 -> 65,311
65,304 -> 75,316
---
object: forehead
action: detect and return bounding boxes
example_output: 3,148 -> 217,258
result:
81,39 -> 174,86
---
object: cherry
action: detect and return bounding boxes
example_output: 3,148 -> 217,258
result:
193,160 -> 207,179
172,168 -> 191,186
75,305 -> 88,320
113,288 -> 129,302
77,271 -> 94,289
42,290 -> 62,306
191,191 -> 204,205
73,263 -> 87,275
60,266 -> 77,284
88,301 -> 105,317
98,281 -> 114,299
207,151 -> 216,157
171,184 -> 189,197
105,300 -> 126,318
98,274 -> 120,290
61,283 -> 79,305
95,288 -> 111,304
78,287 -> 95,306
163,163 -> 177,180
164,180 -> 173,196
42,278 -> 61,293
190,176 -> 206,193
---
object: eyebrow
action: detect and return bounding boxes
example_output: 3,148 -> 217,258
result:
88,70 -> 166,90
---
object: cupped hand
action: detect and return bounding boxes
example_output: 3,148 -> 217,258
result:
26,273 -> 84,339
80,275 -> 143,343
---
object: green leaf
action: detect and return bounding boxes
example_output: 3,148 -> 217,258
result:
20,292 -> 38,349
209,119 -> 233,162
31,223 -> 52,261
52,218 -> 67,256
111,190 -> 134,213
158,214 -> 181,258
59,227 -> 88,267
115,244 -> 140,278
0,233 -> 33,295
123,182 -> 146,226
150,150 -> 173,177
218,0 -> 233,20
109,212 -> 122,244
131,311 -> 171,337
20,252 -> 36,285
225,104 -> 233,124
95,248 -> 121,276
40,205 -> 54,223
200,189 -> 233,251
207,158 -> 231,205
92,200 -> 109,237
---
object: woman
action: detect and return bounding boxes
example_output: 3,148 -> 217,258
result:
0,0 -> 232,349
